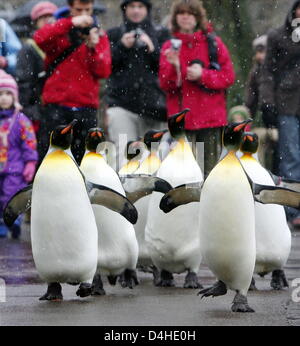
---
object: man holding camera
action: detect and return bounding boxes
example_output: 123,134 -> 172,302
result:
105,0 -> 170,168
34,0 -> 111,164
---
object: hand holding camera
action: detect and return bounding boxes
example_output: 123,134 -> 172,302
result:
121,29 -> 154,52
72,15 -> 93,29
187,63 -> 203,81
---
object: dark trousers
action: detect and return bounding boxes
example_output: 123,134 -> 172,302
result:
39,104 -> 98,164
186,127 -> 223,178
278,114 -> 300,220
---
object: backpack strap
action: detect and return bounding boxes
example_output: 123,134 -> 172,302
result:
26,38 -> 46,60
205,32 -> 221,71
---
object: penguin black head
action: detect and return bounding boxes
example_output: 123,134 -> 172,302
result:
50,120 -> 78,150
86,128 -> 105,152
223,119 -> 253,151
168,109 -> 190,139
143,129 -> 168,150
240,132 -> 259,154
125,139 -> 142,160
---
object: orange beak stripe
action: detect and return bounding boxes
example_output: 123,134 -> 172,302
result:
234,123 -> 248,132
176,113 -> 185,123
61,125 -> 73,135
246,135 -> 254,142
153,132 -> 164,139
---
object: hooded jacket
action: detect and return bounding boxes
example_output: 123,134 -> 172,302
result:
159,31 -> 235,130
34,17 -> 111,109
260,0 -> 300,116
105,3 -> 170,118
0,109 -> 38,174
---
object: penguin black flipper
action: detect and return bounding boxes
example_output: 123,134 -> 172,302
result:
160,183 -> 202,213
86,181 -> 138,224
241,167 -> 300,209
253,184 -> 300,209
269,172 -> 300,193
3,185 -> 32,227
120,175 -> 173,204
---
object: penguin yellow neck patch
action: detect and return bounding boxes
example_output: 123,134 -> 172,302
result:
135,153 -> 161,175
119,160 -> 140,175
42,150 -> 74,169
85,152 -> 104,160
241,153 -> 256,162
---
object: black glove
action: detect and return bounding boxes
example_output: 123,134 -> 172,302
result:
261,103 -> 278,128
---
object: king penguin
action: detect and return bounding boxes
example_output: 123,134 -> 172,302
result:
197,120 -> 256,312
80,128 -> 139,293
131,130 -> 168,272
3,121 -> 138,301
145,109 -> 204,288
240,132 -> 291,290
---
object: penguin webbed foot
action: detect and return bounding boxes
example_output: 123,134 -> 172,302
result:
271,270 -> 289,290
231,293 -> 255,313
119,269 -> 139,289
39,283 -> 63,301
91,274 -> 106,296
107,275 -> 118,286
76,282 -> 93,298
184,271 -> 203,289
198,280 -> 227,298
155,269 -> 175,287
248,277 -> 258,291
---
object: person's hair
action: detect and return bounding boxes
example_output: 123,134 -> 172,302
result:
170,0 -> 208,33
67,0 -> 94,6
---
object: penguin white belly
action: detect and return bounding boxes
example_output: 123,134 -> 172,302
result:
31,151 -> 98,284
199,154 -> 256,295
133,153 -> 162,267
80,153 -> 138,276
146,141 -> 203,274
241,157 -> 291,274
134,195 -> 152,267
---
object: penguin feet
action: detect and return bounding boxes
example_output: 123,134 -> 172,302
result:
91,274 -> 106,296
248,277 -> 258,291
155,270 -> 175,287
231,293 -> 255,313
152,266 -> 161,286
119,269 -> 139,289
39,283 -> 63,301
76,282 -> 93,298
107,275 -> 118,286
270,270 -> 289,290
198,280 -> 227,298
184,271 -> 203,289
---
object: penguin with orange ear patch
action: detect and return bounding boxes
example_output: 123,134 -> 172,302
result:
3,122 -> 138,301
240,132 -> 291,290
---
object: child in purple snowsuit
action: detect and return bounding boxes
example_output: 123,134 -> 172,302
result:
0,69 -> 38,238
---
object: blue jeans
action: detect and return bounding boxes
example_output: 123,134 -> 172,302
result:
278,114 -> 300,220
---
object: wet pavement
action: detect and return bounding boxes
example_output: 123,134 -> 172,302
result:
0,226 -> 300,326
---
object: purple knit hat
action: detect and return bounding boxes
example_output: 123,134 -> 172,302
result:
0,69 -> 21,110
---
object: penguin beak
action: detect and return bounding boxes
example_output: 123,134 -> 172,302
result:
176,108 -> 191,123
61,119 -> 78,135
245,135 -> 254,142
153,129 -> 168,139
91,131 -> 103,138
233,119 -> 253,133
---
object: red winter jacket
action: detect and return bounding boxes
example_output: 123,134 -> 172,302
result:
34,17 -> 111,109
159,31 -> 235,130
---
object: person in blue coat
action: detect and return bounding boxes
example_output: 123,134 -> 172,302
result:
0,19 -> 22,76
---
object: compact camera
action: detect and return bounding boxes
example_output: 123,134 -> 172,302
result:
79,15 -> 100,36
132,28 -> 147,49
170,38 -> 182,51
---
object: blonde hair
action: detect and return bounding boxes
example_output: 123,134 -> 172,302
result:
170,0 -> 208,33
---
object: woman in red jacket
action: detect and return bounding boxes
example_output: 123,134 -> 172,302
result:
159,0 -> 235,177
